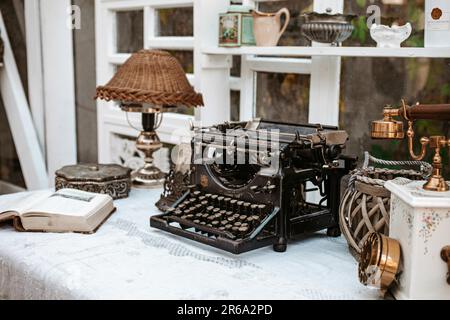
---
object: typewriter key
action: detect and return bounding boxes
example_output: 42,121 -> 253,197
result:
200,222 -> 206,226
211,195 -> 218,202
213,208 -> 220,214
219,227 -> 226,231
211,221 -> 220,227
207,215 -> 215,222
186,214 -> 194,220
221,220 -> 228,226
241,223 -> 249,228
232,226 -> 239,233
225,224 -> 233,230
195,213 -> 203,219
178,204 -> 186,210
227,216 -> 236,223
201,201 -> 208,206
206,206 -> 214,212
205,194 -> 212,198
199,196 -> 206,202
238,226 -> 249,234
239,215 -> 247,222
234,222 -> 242,227
230,199 -> 237,209
243,202 -> 251,213
181,215 -> 188,220
166,208 -> 175,214
189,206 -> 197,212
206,224 -> 213,228
193,220 -> 200,224
251,215 -> 261,223
233,213 -> 240,219
173,209 -> 182,216
193,191 -> 201,197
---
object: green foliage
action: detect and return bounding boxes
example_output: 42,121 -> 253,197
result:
356,0 -> 366,8
442,84 -> 450,98
405,34 -> 424,48
352,16 -> 368,44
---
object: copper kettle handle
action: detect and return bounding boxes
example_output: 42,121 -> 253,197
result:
441,246 -> 450,285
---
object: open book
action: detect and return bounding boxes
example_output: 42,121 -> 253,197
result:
0,189 -> 115,234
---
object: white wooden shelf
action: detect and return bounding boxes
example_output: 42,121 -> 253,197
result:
203,46 -> 450,58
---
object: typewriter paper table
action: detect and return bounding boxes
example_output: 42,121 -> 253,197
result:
0,189 -> 379,300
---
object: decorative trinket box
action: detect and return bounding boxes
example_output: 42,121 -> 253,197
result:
385,180 -> 450,299
55,164 -> 132,200
219,5 -> 256,47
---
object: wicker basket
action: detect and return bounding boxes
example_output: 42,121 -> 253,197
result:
339,152 -> 431,258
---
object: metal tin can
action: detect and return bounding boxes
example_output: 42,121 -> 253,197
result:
219,5 -> 256,47
55,164 -> 132,199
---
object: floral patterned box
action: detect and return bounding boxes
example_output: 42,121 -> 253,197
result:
386,180 -> 450,300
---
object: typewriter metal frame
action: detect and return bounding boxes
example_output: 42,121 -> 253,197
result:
151,119 -> 356,254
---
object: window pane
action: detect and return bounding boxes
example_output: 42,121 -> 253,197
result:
340,57 -> 450,173
116,10 -> 144,53
231,90 -> 240,121
231,56 -> 241,77
166,50 -> 194,74
345,1 -> 424,47
259,0 -> 313,46
0,99 -> 25,188
256,73 -> 310,124
158,7 -> 193,37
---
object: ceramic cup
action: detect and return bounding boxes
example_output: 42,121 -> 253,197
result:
253,8 -> 290,46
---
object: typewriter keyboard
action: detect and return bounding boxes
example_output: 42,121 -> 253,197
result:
164,191 -> 273,240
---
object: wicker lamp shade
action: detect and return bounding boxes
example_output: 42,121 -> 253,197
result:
96,50 -> 203,108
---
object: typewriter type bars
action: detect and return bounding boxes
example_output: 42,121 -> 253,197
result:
151,119 -> 355,254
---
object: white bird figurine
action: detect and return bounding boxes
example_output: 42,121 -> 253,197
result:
370,23 -> 412,48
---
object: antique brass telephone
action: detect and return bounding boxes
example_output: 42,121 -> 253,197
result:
372,100 -> 450,192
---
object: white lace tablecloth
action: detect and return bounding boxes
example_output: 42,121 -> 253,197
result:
0,189 -> 379,300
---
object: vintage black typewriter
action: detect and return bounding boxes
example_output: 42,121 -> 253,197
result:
151,119 -> 356,254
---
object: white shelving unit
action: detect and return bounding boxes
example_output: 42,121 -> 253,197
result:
95,0 -> 450,169
203,46 -> 450,58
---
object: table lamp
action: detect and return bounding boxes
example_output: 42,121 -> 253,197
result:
96,50 -> 204,188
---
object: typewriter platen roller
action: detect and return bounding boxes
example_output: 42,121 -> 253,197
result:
151,119 -> 356,254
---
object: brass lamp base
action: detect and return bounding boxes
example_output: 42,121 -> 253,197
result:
133,164 -> 165,189
132,112 -> 166,189
423,175 -> 449,192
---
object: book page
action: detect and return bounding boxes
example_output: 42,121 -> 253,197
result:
0,190 -> 52,216
23,189 -> 110,218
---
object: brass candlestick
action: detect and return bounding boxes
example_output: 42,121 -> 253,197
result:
372,100 -> 450,192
